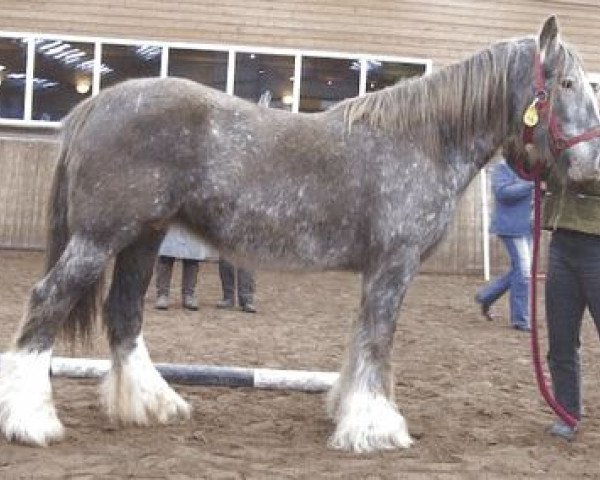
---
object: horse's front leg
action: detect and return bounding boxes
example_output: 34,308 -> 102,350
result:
327,248 -> 419,452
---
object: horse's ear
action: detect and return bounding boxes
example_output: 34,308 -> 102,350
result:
539,15 -> 559,57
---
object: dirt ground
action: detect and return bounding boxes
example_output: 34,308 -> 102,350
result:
1,250 -> 600,479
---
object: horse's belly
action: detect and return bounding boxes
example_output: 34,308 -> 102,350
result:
208,212 -> 359,271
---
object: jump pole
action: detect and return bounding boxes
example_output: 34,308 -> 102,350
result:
46,356 -> 338,393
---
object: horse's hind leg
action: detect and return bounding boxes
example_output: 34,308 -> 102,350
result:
101,232 -> 191,426
327,247 -> 419,452
0,235 -> 109,446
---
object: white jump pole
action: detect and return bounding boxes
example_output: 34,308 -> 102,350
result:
46,356 -> 338,393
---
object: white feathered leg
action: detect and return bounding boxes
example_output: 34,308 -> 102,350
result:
328,252 -> 418,452
101,335 -> 191,425
327,360 -> 412,453
0,350 -> 64,446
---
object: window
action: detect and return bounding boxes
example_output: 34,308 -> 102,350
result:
32,39 -> 95,121
366,60 -> 427,92
234,52 -> 295,110
0,31 -> 430,125
300,56 -> 360,113
168,48 -> 228,91
101,43 -> 161,89
0,37 -> 27,119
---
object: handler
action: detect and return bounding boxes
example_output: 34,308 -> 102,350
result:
542,164 -> 600,440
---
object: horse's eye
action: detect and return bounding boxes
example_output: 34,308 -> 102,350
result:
561,78 -> 574,89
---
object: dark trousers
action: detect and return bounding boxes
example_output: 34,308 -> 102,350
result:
218,258 -> 255,305
545,229 -> 600,420
156,255 -> 199,296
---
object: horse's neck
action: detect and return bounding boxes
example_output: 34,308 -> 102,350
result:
438,40 -> 532,189
437,128 -> 508,198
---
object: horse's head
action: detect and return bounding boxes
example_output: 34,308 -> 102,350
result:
518,16 -> 600,183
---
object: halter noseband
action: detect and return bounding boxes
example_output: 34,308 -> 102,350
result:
522,51 -> 600,162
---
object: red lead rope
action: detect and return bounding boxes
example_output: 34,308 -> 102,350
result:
527,172 -> 578,429
513,160 -> 578,428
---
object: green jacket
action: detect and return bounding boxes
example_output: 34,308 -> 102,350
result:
542,168 -> 600,236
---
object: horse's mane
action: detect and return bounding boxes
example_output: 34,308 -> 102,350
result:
342,38 -> 532,159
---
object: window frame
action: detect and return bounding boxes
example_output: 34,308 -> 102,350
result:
0,30 -> 432,128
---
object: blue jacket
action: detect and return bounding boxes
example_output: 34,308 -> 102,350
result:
490,160 -> 533,236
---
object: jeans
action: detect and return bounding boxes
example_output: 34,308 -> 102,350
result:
477,235 -> 531,328
545,229 -> 600,420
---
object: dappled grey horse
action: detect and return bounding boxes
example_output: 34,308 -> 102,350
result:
1,16 -> 600,452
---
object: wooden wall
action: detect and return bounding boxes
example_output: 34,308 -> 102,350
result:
0,135 -> 57,250
1,0 -> 599,72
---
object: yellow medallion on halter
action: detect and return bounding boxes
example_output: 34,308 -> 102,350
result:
523,101 -> 539,127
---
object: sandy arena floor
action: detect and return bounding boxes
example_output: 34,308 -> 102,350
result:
1,250 -> 600,479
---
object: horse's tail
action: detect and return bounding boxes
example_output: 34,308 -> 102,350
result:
44,98 -> 104,346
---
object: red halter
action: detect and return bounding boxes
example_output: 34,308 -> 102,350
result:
522,52 -> 600,160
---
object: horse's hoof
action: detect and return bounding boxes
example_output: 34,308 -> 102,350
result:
328,392 -> 413,453
101,352 -> 192,426
1,407 -> 64,447
151,389 -> 191,424
328,425 -> 413,453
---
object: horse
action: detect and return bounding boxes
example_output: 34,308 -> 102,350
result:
1,16 -> 600,453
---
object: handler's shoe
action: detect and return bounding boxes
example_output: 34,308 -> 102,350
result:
548,420 -> 577,441
183,294 -> 199,311
474,294 -> 495,321
512,323 -> 531,332
155,294 -> 169,310
216,298 -> 234,309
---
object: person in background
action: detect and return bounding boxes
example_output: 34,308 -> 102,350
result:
541,159 -> 600,441
216,258 -> 256,313
475,153 -> 533,331
155,222 -> 216,311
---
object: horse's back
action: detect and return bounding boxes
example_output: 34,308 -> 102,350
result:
58,76 -> 367,270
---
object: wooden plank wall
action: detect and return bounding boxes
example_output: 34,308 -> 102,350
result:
1,0 -> 598,72
422,178 -> 483,274
0,136 -> 57,250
